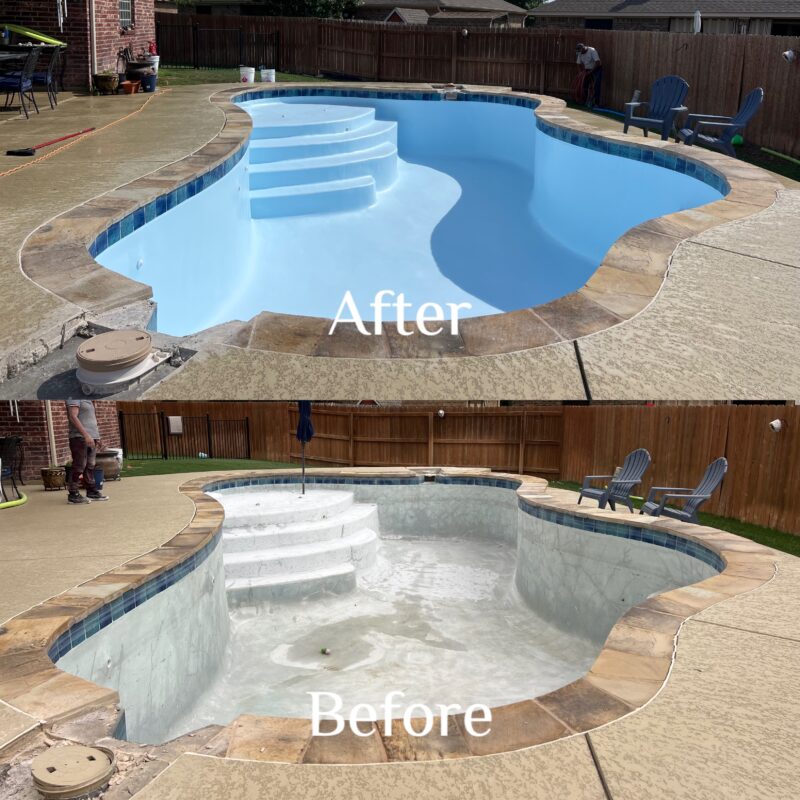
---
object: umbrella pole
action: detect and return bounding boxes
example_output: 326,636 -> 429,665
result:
301,441 -> 306,495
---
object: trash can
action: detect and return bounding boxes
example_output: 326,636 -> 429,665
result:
141,73 -> 157,93
94,468 -> 104,490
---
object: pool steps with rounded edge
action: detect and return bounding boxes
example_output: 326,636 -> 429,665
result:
247,103 -> 399,218
248,141 -> 398,191
220,490 -> 379,601
250,176 -> 377,219
249,119 -> 397,163
223,503 -> 380,551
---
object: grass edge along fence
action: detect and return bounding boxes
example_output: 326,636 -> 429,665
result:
155,15 -> 800,159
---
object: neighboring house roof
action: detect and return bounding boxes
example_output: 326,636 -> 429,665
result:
385,6 -> 432,23
430,10 -> 508,17
361,0 -> 528,16
529,0 -> 800,18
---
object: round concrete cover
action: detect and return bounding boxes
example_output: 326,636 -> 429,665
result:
76,329 -> 152,373
31,745 -> 115,798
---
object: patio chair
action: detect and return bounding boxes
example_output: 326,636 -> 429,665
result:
640,457 -> 728,524
31,46 -> 63,109
0,46 -> 41,119
578,448 -> 652,513
623,75 -> 689,141
0,436 -> 22,503
676,88 -> 764,158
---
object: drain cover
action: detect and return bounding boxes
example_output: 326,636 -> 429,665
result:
31,745 -> 115,799
76,330 -> 152,373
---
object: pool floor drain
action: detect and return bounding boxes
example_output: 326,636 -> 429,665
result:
31,745 -> 116,799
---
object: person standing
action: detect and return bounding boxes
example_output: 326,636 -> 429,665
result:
576,43 -> 603,107
66,399 -> 109,505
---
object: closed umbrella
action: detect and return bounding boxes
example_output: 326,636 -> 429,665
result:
693,10 -> 702,33
296,401 -> 314,495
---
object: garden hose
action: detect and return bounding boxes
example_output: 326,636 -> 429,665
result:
0,492 -> 27,509
0,88 -> 172,180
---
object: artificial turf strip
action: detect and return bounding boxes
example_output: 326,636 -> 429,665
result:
156,68 -> 325,87
121,458 -> 295,477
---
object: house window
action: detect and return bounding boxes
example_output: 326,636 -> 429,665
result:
119,0 -> 133,28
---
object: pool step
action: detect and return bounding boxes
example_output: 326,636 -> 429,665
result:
250,104 -> 377,140
226,564 -> 357,606
224,503 -> 379,551
224,527 -> 379,579
250,176 -> 377,219
215,488 -> 355,527
246,102 -> 399,219
249,120 -> 397,163
248,142 -> 398,191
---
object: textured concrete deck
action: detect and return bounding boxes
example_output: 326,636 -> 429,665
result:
0,472 -> 798,798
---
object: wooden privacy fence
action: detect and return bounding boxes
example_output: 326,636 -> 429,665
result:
155,15 -> 800,158
116,402 -> 800,533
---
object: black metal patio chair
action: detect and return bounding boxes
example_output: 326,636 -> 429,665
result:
0,436 -> 22,503
0,46 -> 42,118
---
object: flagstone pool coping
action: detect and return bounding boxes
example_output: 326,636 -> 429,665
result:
17,83 -> 784,361
0,467 -> 778,770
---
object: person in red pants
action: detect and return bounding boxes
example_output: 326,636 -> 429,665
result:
66,399 -> 109,505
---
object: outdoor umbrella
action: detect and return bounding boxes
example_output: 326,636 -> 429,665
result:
296,401 -> 314,495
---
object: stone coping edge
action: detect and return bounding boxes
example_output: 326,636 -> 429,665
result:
0,467 -> 777,765
15,83 -> 784,366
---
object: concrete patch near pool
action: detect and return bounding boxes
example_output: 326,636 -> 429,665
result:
1,467 -> 795,800
1,84 -> 798,399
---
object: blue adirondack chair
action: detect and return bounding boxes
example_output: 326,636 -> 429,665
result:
640,457 -> 728,524
578,448 -> 652,513
624,75 -> 689,141
677,88 -> 764,158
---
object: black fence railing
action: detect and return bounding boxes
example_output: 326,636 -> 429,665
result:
155,23 -> 280,70
118,412 -> 250,460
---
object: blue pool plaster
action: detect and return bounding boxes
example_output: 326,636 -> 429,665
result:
93,90 -> 725,337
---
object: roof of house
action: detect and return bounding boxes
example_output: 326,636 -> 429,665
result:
385,6 -> 432,23
529,0 -> 800,18
360,0 -> 528,16
430,9 -> 508,16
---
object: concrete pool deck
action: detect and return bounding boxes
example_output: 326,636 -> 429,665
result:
0,468 -> 798,798
1,83 -> 799,400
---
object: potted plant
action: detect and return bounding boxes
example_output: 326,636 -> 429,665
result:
41,464 -> 66,491
92,69 -> 119,95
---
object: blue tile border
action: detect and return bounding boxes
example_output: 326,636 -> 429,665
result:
518,500 -> 725,573
85,86 -> 727,263
47,531 -> 222,665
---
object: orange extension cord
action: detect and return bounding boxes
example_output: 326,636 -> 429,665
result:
0,88 -> 172,180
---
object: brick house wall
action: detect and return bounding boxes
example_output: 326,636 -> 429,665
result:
0,401 -> 120,481
3,0 -> 155,89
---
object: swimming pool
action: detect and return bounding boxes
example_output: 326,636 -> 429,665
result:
94,89 -> 725,337
52,472 -> 721,745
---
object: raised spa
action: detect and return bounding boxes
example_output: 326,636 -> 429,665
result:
93,90 -> 725,336
52,474 -> 722,745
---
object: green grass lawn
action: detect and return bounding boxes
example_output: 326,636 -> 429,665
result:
548,480 -> 800,558
121,458 -> 295,477
157,67 -> 325,87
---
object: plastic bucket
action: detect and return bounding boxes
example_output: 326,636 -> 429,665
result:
260,68 -> 276,83
141,73 -> 157,93
93,468 -> 104,490
239,66 -> 255,84
144,55 -> 160,73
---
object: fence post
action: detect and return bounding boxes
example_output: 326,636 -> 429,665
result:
245,416 -> 251,460
118,410 -> 127,462
348,412 -> 355,467
375,28 -> 383,81
428,412 -> 435,466
518,411 -> 527,474
158,412 -> 168,460
239,28 -> 244,66
275,30 -> 281,72
451,30 -> 458,83
192,24 -> 199,69
206,415 -> 214,459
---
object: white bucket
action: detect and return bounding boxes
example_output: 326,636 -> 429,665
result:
144,55 -> 160,73
239,66 -> 256,84
260,68 -> 276,83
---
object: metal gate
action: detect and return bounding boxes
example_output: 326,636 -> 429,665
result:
118,411 -> 250,460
